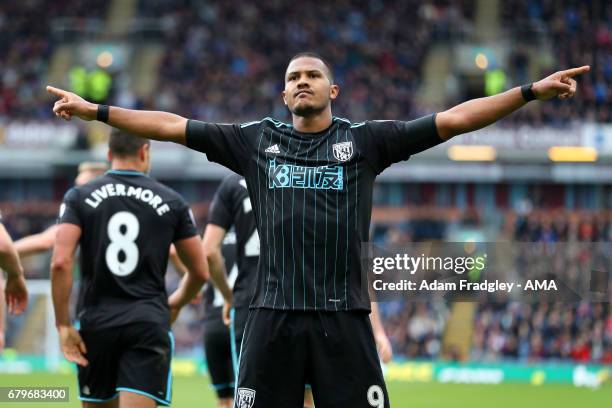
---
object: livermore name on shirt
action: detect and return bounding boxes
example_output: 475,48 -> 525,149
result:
84,183 -> 171,216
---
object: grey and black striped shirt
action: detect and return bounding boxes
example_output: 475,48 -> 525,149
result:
186,114 -> 441,311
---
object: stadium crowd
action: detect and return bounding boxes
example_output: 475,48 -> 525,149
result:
1,1 -> 609,127
472,301 -> 612,363
0,0 -> 109,121
143,0 -> 474,122
469,206 -> 611,363
498,0 -> 611,125
375,206 -> 611,363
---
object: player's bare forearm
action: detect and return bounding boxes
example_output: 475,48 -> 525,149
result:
369,301 -> 386,337
207,250 -> 233,304
106,106 -> 188,144
50,224 -> 81,327
169,273 -> 207,309
169,245 -> 189,277
0,226 -> 24,279
14,226 -> 57,257
170,236 -> 209,308
0,277 -> 5,333
202,224 -> 232,303
435,65 -> 590,140
46,86 -> 187,144
50,255 -> 73,327
436,87 -> 525,140
370,301 -> 393,363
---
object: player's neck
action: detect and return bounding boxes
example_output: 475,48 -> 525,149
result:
292,110 -> 333,134
111,159 -> 146,174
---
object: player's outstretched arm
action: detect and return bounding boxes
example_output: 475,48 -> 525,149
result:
50,223 -> 88,367
201,224 -> 233,325
46,86 -> 188,144
435,66 -> 590,140
0,224 -> 28,315
14,225 -> 58,258
168,236 -> 209,322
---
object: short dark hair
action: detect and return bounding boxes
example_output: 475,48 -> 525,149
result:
108,130 -> 150,158
288,52 -> 334,83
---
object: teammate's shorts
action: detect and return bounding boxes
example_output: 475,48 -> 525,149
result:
229,306 -> 249,373
77,322 -> 173,406
234,309 -> 390,408
203,316 -> 234,398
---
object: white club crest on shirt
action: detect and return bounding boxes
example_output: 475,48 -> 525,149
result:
332,141 -> 353,162
236,388 -> 256,408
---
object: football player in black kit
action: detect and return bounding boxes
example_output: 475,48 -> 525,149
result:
201,174 -> 258,408
51,131 -> 208,408
203,173 -> 393,408
48,53 -> 588,407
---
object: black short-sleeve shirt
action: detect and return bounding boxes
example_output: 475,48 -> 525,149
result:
58,170 -> 198,330
187,114 -> 441,311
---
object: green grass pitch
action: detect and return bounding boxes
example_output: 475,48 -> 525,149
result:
0,373 -> 610,407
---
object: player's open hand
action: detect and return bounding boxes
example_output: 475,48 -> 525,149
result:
46,86 -> 97,121
5,275 -> 28,315
532,66 -> 590,101
58,325 -> 89,367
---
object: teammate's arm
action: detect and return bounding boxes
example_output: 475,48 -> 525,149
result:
169,244 -> 189,276
50,223 -> 88,367
14,225 -> 58,257
201,224 -> 234,325
168,236 -> 209,322
435,66 -> 590,140
0,276 -> 5,351
169,244 -> 203,304
0,223 -> 28,315
46,86 -> 187,144
369,302 -> 393,364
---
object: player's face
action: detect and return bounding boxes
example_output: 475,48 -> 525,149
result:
282,57 -> 339,117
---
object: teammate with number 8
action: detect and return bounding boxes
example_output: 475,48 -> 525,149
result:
50,130 -> 209,408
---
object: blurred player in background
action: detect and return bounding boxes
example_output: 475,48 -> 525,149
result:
47,53 -> 588,407
170,222 -> 234,407
14,162 -> 108,257
201,174 -> 258,408
51,131 -> 208,408
0,210 -> 29,351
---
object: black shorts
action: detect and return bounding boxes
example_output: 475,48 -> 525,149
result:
203,315 -> 234,398
230,306 -> 249,373
77,322 -> 173,406
235,309 -> 389,408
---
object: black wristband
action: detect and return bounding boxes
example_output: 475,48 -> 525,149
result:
521,83 -> 536,102
96,104 -> 109,123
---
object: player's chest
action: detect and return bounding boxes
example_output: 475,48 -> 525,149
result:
247,128 -> 373,193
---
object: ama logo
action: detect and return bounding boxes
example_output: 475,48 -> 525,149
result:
236,388 -> 256,408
